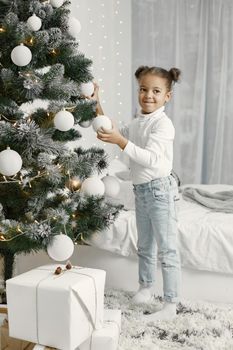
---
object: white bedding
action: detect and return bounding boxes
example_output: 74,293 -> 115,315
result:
88,160 -> 233,274
176,184 -> 233,274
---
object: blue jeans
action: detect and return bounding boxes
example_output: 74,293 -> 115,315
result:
133,175 -> 180,303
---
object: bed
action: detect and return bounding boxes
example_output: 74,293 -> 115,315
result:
15,159 -> 233,304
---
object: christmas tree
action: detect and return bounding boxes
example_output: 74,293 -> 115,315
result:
0,0 -> 121,283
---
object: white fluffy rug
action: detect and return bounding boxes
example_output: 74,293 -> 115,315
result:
104,289 -> 233,350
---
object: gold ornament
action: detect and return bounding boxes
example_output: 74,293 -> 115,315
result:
24,37 -> 35,46
49,48 -> 59,56
66,177 -> 82,191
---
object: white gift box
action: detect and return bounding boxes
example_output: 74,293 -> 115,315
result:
6,265 -> 106,350
78,309 -> 121,350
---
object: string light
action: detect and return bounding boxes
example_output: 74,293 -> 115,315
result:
0,232 -> 25,242
0,164 -> 63,185
0,113 -> 18,123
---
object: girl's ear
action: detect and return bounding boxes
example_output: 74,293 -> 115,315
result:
165,90 -> 172,102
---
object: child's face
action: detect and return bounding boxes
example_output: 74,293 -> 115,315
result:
138,74 -> 171,114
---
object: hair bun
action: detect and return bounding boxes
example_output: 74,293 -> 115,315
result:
135,66 -> 150,79
169,68 -> 181,82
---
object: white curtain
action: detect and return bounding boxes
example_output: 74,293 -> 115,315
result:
132,0 -> 233,185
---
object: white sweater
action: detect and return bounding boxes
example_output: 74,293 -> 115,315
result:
121,106 -> 175,185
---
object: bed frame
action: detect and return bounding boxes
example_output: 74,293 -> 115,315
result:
12,245 -> 233,305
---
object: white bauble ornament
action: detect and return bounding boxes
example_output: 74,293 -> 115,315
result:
47,234 -> 74,261
27,14 -> 42,31
54,110 -> 74,131
80,82 -> 94,97
0,147 -> 22,176
68,17 -> 82,37
11,44 -> 32,67
79,120 -> 92,128
102,175 -> 121,198
50,0 -> 64,8
92,115 -> 112,132
81,177 -> 105,196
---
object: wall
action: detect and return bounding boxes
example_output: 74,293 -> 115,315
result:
69,0 -> 132,162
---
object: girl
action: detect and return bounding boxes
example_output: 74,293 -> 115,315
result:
95,66 -> 181,321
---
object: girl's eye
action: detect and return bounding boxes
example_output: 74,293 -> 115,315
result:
139,88 -> 146,92
153,90 -> 160,94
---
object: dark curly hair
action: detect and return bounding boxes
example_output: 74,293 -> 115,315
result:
135,66 -> 181,91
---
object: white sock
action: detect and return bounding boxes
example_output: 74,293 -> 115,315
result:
144,302 -> 177,322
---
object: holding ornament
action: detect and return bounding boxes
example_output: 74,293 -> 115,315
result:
94,66 -> 182,321
92,115 -> 112,133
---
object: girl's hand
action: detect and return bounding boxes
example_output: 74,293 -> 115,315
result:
90,82 -> 100,102
97,120 -> 128,150
85,82 -> 104,115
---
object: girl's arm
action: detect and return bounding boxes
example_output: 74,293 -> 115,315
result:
92,83 -> 104,115
97,121 -> 128,150
98,118 -> 174,169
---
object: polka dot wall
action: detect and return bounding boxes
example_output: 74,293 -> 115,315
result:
70,0 -> 132,160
